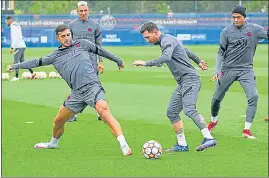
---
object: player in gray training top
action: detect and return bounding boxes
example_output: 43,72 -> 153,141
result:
68,1 -> 103,121
5,16 -> 34,81
208,5 -> 268,139
133,22 -> 217,152
6,24 -> 132,156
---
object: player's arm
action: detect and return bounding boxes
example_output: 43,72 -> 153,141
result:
185,48 -> 208,70
184,48 -> 201,65
145,39 -> 174,67
85,40 -> 123,67
9,54 -> 54,71
211,30 -> 227,81
254,24 -> 268,39
10,25 -> 18,53
95,22 -> 103,62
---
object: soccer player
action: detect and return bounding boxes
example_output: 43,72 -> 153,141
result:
5,16 -> 34,81
68,1 -> 103,121
208,5 -> 268,139
6,24 -> 132,156
133,22 -> 217,152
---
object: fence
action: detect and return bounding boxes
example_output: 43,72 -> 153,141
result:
1,13 -> 268,47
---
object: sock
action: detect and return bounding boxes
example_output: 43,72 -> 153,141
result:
211,116 -> 218,123
176,132 -> 187,146
29,69 -> 34,74
49,137 -> 60,146
244,122 -> 252,130
201,128 -> 213,139
97,112 -> 100,117
15,73 -> 19,78
117,135 -> 128,148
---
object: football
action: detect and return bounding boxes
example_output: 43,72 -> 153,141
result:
2,73 -> 10,80
142,140 -> 162,159
49,71 -> 57,79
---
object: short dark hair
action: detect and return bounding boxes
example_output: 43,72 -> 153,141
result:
55,24 -> 69,35
6,16 -> 13,20
140,22 -> 159,34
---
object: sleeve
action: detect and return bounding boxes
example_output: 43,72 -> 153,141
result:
145,38 -> 174,67
85,40 -> 123,66
184,48 -> 201,65
254,24 -> 268,39
215,29 -> 227,74
12,53 -> 54,69
95,22 -> 103,62
10,25 -> 18,49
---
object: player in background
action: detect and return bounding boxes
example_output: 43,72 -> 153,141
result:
5,16 -> 34,81
133,22 -> 217,152
68,1 -> 103,121
209,5 -> 268,139
6,24 -> 132,156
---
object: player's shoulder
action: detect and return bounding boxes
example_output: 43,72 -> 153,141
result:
222,24 -> 233,32
68,19 -> 79,25
75,39 -> 94,46
162,34 -> 177,42
248,23 -> 263,29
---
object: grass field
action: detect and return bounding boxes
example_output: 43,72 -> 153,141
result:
1,45 -> 268,177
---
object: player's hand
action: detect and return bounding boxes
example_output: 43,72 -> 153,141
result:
118,63 -> 124,71
6,65 -> 13,73
133,60 -> 146,66
9,48 -> 14,54
199,60 -> 208,71
210,73 -> 219,81
98,61 -> 104,74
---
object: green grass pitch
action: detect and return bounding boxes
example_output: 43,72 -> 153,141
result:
1,45 -> 268,177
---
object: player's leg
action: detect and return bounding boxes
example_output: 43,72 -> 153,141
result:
34,92 -> 86,149
181,78 -> 216,151
209,71 -> 237,131
85,84 -> 132,156
165,85 -> 189,152
10,48 -> 21,81
19,48 -> 34,74
238,70 -> 258,139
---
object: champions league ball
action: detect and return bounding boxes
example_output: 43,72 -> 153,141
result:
2,73 -> 9,80
142,140 -> 162,159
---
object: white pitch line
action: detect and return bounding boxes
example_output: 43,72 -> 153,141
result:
25,122 -> 33,124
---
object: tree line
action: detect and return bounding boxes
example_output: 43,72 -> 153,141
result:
14,1 -> 268,15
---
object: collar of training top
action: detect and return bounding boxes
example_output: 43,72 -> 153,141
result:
233,21 -> 248,29
78,17 -> 90,22
155,33 -> 164,45
58,40 -> 76,50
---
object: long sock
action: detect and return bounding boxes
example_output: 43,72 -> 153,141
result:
201,128 -> 213,139
117,135 -> 128,148
49,137 -> 60,146
244,122 -> 252,130
15,72 -> 19,78
176,132 -> 187,146
211,116 -> 218,123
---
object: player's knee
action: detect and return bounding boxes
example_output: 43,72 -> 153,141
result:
248,94 -> 258,104
53,116 -> 65,127
95,100 -> 108,115
166,109 -> 179,122
183,107 -> 197,118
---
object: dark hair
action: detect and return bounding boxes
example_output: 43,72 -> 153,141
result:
55,24 -> 69,35
6,16 -> 13,20
140,22 -> 159,34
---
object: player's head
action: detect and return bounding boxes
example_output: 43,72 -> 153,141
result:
232,5 -> 246,28
55,24 -> 72,47
140,22 -> 161,45
5,16 -> 14,26
77,1 -> 89,20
